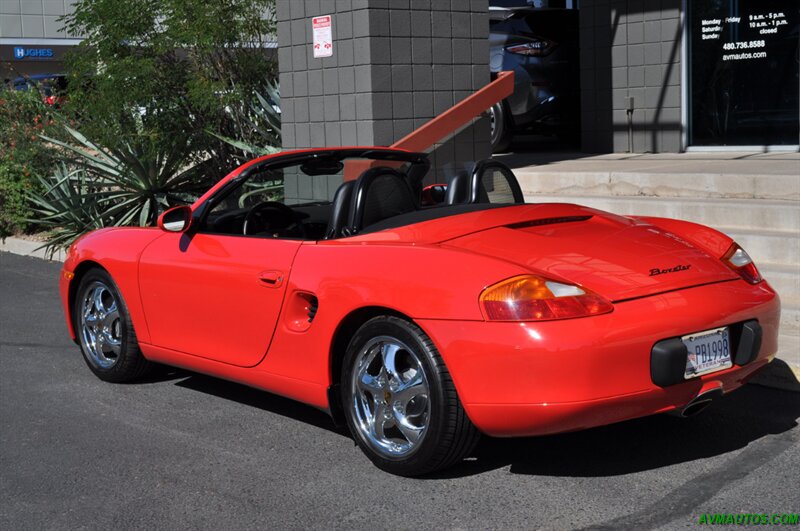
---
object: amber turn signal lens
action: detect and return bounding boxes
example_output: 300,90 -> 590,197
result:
480,275 -> 613,321
721,243 -> 762,284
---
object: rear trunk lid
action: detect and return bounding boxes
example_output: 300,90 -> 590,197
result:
443,210 -> 737,301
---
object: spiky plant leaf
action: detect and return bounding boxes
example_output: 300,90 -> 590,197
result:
30,113 -> 213,253
211,81 -> 282,159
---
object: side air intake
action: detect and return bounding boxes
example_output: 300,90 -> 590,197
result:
307,297 -> 319,322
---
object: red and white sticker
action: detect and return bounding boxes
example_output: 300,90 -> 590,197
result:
312,15 -> 333,58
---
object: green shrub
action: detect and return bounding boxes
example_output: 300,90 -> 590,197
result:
0,89 -> 60,238
0,158 -> 35,238
63,0 -> 279,184
7,1 -> 282,248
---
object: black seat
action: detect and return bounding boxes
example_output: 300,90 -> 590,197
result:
347,167 -> 417,234
324,180 -> 356,239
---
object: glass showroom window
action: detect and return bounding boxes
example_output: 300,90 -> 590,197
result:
688,0 -> 799,146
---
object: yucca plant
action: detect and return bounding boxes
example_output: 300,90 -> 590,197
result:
212,82 -> 282,157
41,116 -> 209,225
29,112 -> 212,253
207,83 -> 283,202
27,163 -> 108,257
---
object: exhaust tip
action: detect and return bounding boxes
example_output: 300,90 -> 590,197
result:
681,399 -> 713,417
675,388 -> 724,418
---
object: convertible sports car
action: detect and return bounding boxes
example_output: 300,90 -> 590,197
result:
59,147 -> 780,476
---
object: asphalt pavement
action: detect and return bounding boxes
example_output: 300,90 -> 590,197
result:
1,251 -> 798,530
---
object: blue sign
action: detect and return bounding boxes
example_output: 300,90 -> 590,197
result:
13,47 -> 54,60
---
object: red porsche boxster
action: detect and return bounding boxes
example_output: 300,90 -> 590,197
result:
59,147 -> 780,476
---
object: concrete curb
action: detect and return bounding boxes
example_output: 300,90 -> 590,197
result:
0,236 -> 64,262
1,236 -> 798,392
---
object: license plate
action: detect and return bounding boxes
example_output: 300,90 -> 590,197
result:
683,326 -> 732,379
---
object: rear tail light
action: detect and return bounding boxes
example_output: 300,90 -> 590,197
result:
479,275 -> 613,322
722,243 -> 762,284
506,39 -> 557,57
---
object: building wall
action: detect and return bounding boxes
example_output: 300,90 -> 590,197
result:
0,0 -> 80,39
0,0 -> 83,80
580,0 -> 682,153
277,0 -> 491,203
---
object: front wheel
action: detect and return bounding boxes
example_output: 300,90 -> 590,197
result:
341,316 -> 480,476
74,268 -> 151,383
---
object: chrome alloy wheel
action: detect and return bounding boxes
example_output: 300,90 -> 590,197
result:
350,336 -> 430,458
79,281 -> 122,369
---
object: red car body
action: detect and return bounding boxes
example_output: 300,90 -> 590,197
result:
59,147 -> 780,440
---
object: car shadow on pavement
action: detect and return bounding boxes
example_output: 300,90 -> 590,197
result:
432,384 -> 800,480
160,369 -> 799,480
129,363 -> 192,385
174,373 -> 348,436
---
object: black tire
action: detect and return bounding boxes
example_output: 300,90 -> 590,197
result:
73,268 -> 151,383
341,315 -> 480,476
489,101 -> 513,153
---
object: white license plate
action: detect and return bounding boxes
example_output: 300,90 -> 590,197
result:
683,326 -> 732,379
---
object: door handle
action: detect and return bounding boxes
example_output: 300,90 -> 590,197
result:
258,270 -> 284,288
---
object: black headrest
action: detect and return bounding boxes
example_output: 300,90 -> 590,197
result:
348,167 -> 416,234
469,160 -> 524,204
445,172 -> 469,204
324,180 -> 356,239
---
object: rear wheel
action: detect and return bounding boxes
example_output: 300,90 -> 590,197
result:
489,101 -> 513,153
341,316 -> 480,476
74,268 -> 150,382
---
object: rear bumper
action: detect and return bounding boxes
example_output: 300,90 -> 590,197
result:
418,279 -> 780,437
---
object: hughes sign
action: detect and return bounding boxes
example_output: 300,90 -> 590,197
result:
13,47 -> 55,59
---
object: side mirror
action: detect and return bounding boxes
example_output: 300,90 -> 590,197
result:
421,184 -> 447,206
158,205 -> 193,233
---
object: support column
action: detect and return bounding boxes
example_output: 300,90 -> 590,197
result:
580,0 -> 683,153
277,0 -> 490,203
